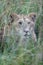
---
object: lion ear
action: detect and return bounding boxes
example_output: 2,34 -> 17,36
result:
10,13 -> 19,23
28,13 -> 36,22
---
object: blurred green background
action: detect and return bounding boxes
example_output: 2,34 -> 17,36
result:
0,0 -> 43,65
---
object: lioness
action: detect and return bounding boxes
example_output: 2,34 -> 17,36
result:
0,12 -> 37,51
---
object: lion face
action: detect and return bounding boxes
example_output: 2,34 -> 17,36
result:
10,13 -> 36,39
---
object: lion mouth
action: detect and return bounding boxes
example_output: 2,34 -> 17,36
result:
24,33 -> 30,37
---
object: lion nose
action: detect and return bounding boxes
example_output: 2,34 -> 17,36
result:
24,29 -> 29,33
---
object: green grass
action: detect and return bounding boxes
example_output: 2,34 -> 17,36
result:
0,0 -> 43,65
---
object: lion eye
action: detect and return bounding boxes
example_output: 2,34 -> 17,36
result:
28,22 -> 30,24
19,21 -> 22,25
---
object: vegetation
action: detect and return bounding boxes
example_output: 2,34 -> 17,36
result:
0,0 -> 43,65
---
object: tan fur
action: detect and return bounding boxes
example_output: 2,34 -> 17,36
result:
4,13 -> 37,44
